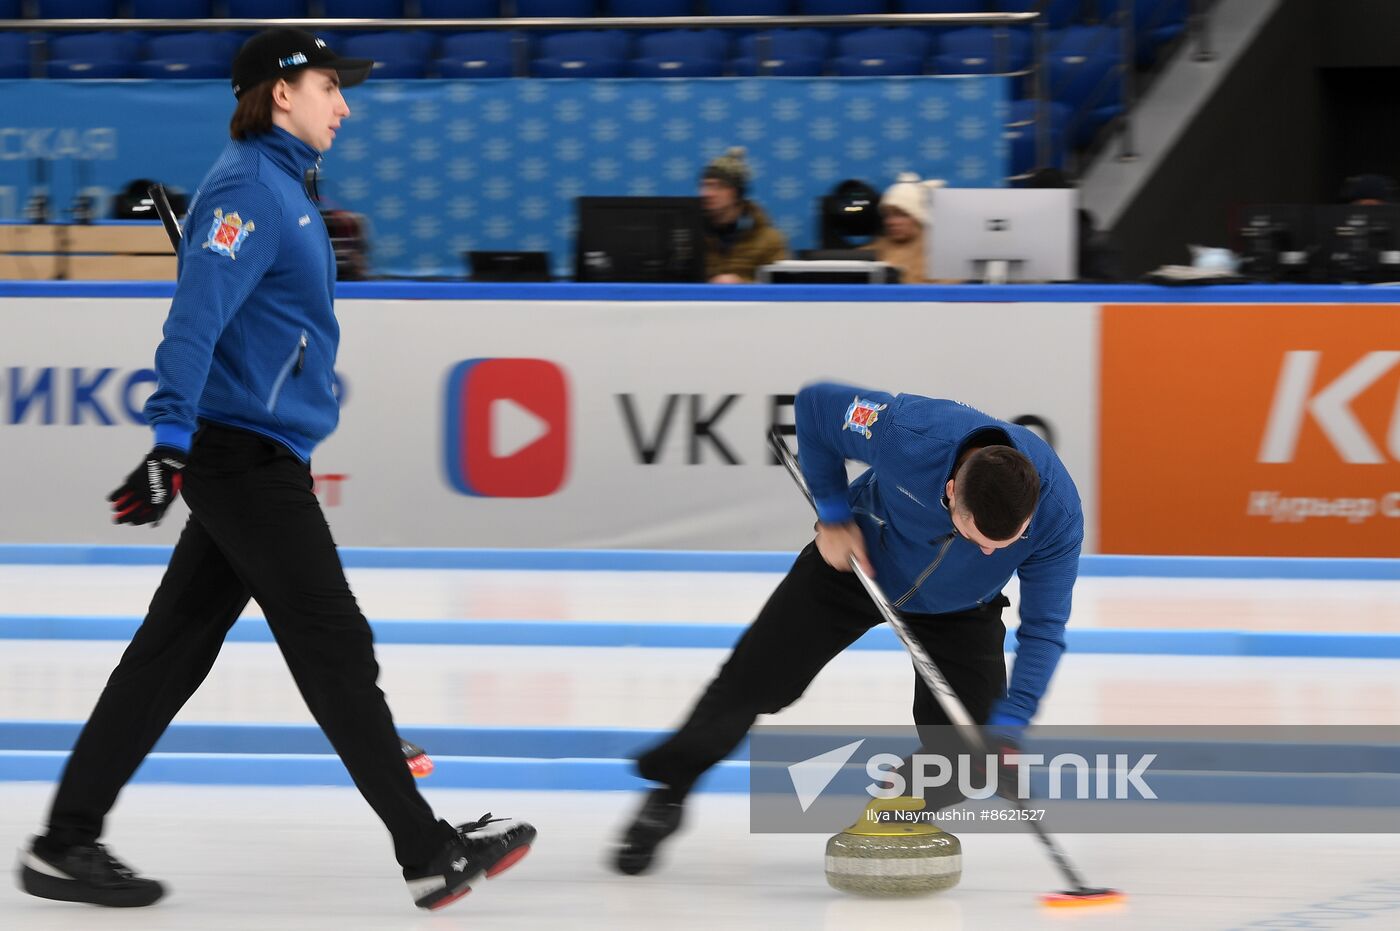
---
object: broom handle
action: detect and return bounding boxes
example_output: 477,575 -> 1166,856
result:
147,183 -> 182,247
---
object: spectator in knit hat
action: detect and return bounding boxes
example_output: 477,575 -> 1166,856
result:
863,172 -> 945,284
699,146 -> 787,283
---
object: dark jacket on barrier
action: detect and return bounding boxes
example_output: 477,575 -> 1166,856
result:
795,381 -> 1084,725
703,201 -> 788,282
144,127 -> 339,462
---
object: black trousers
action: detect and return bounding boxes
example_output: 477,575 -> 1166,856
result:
44,424 -> 450,868
637,543 -> 1008,809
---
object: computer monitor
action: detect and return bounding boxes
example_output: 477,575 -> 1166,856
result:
928,188 -> 1077,283
466,250 -> 553,282
1316,204 -> 1400,283
1237,205 -> 1315,282
574,197 -> 706,283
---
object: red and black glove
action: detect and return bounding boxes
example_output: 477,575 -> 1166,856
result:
402,739 -> 434,778
108,446 -> 187,526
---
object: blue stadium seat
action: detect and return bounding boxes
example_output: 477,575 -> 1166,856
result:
629,56 -> 723,77
707,0 -> 790,13
832,53 -> 922,75
343,31 -> 435,80
516,0 -> 598,16
436,31 -> 516,77
631,29 -> 726,77
995,1 -> 1088,30
798,0 -> 888,12
637,28 -> 728,61
323,0 -> 404,16
140,31 -> 240,78
228,0 -> 310,17
0,0 -> 19,17
610,0 -> 692,14
47,32 -> 140,78
834,26 -> 928,76
534,30 -> 627,76
131,0 -> 214,16
894,1 -> 988,55
730,54 -> 823,76
1098,0 -> 1188,66
1047,25 -> 1123,146
932,26 -> 1031,73
733,27 -> 829,75
139,62 -> 231,80
838,27 -> 931,60
36,0 -> 119,16
733,27 -> 828,74
538,29 -> 629,59
48,60 -> 135,78
533,57 -> 624,76
0,33 -> 31,79
736,28 -> 830,61
419,0 -> 500,15
1005,97 -> 1070,175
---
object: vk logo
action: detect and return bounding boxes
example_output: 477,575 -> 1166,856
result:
444,358 -> 569,498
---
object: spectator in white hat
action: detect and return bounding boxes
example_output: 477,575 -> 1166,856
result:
865,172 -> 945,284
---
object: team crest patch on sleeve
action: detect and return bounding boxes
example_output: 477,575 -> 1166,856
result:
203,208 -> 255,259
843,396 -> 887,439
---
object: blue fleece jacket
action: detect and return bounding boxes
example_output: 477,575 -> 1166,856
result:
143,127 -> 339,462
794,382 -> 1084,725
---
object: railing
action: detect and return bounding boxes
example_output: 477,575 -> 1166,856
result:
1108,0 -> 1222,164
0,12 -> 1038,86
0,3 -> 1222,178
0,12 -> 1039,33
2,12 -> 1042,177
1191,0 -> 1217,62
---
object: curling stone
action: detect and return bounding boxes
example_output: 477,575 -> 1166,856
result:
824,796 -> 961,897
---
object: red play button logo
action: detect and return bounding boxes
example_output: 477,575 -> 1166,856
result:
444,358 -> 569,498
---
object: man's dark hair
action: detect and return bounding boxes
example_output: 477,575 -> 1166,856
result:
229,74 -> 305,141
954,446 -> 1040,541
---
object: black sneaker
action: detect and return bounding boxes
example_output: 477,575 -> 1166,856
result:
16,838 -> 165,908
614,789 -> 685,876
404,814 -> 535,911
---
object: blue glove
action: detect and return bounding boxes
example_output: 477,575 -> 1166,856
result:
985,711 -> 1029,729
982,712 -> 1030,801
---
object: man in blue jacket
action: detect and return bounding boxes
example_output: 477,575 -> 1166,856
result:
17,29 -> 533,912
615,381 -> 1083,874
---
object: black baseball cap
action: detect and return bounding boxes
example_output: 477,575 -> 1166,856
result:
231,28 -> 374,99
